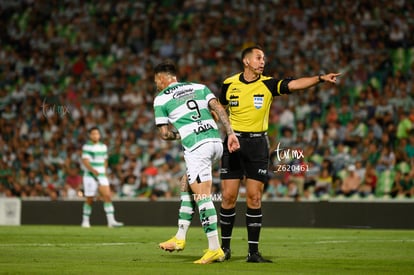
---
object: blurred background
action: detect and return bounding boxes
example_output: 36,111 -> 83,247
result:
0,0 -> 413,202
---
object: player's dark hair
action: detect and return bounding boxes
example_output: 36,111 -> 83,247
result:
88,126 -> 100,134
241,45 -> 263,60
154,60 -> 177,76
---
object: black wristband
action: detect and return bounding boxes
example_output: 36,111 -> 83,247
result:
318,74 -> 325,83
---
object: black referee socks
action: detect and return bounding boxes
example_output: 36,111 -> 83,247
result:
220,207 -> 236,249
246,207 -> 262,253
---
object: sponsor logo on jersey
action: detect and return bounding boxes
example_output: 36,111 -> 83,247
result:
164,83 -> 187,94
173,88 -> 195,99
193,123 -> 214,135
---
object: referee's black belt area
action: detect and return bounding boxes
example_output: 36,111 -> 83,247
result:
234,131 -> 267,138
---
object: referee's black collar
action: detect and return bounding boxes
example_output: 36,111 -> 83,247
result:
240,73 -> 261,84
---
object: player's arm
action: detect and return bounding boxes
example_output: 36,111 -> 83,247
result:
208,98 -> 240,153
209,108 -> 219,122
81,158 -> 99,176
288,73 -> 341,91
209,98 -> 233,136
157,124 -> 181,140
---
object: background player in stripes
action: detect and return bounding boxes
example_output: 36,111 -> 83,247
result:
81,126 -> 123,228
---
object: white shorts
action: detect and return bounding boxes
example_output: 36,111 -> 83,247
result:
184,141 -> 223,184
83,176 -> 109,197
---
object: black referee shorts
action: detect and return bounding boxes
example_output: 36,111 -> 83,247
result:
220,132 -> 270,184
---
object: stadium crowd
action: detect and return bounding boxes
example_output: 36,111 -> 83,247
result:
0,0 -> 414,201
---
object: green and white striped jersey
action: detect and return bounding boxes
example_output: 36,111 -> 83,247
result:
81,141 -> 107,178
153,82 -> 221,152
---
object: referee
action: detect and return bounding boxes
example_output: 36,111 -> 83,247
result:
218,45 -> 340,262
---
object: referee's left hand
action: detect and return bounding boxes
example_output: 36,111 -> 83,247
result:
227,134 -> 240,153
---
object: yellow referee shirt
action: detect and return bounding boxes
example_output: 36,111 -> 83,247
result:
219,73 -> 291,132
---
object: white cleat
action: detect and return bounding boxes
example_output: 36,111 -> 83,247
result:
108,221 -> 124,228
81,221 -> 91,228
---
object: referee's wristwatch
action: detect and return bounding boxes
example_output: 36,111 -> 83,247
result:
318,73 -> 325,83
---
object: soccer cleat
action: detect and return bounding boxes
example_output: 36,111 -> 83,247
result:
193,248 -> 225,264
246,251 -> 273,263
81,221 -> 90,228
159,236 -> 186,252
108,221 -> 124,228
222,247 -> 231,261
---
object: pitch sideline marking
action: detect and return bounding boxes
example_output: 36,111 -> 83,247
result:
1,239 -> 414,247
312,239 -> 414,244
0,242 -> 144,247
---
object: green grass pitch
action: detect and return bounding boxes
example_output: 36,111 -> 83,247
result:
0,226 -> 413,274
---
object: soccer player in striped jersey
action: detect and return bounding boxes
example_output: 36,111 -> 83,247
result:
81,126 -> 123,228
153,60 -> 240,264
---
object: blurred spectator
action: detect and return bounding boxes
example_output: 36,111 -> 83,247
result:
396,110 -> 412,140
42,174 -> 59,201
405,131 -> 414,160
135,173 -> 152,199
264,174 -> 287,199
287,180 -> 299,200
314,168 -> 333,199
348,147 -> 363,166
367,117 -> 383,141
274,180 -> 288,199
337,165 -> 362,198
337,99 -> 353,126
0,182 -> 12,197
120,175 -> 138,198
108,172 -> 122,196
150,163 -> 173,200
359,164 -> 377,198
354,161 -> 366,181
376,147 -> 396,172
332,143 -> 351,174
27,170 -> 42,196
393,171 -> 414,198
325,104 -> 338,125
304,120 -> 323,147
279,127 -> 295,147
279,106 -> 295,133
364,142 -> 381,167
10,180 -> 26,198
64,165 -> 83,198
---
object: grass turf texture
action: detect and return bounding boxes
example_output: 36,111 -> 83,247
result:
0,226 -> 413,274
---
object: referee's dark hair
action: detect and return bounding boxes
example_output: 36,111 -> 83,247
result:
241,45 -> 264,60
154,60 -> 177,76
